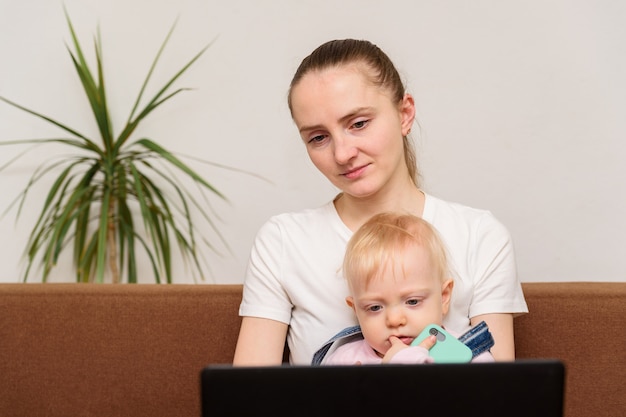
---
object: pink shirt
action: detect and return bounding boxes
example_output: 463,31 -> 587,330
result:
324,338 -> 494,365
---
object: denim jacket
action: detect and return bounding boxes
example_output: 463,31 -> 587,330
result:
311,321 -> 494,366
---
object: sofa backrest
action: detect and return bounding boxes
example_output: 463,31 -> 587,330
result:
0,282 -> 624,417
514,282 -> 625,417
0,284 -> 242,417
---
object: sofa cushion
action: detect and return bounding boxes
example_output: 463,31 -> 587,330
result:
516,282 -> 626,417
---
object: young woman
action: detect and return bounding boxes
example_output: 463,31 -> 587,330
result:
234,39 -> 527,365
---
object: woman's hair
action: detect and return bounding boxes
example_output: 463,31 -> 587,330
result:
288,39 -> 419,186
343,212 -> 449,288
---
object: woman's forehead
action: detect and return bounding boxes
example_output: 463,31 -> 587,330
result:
290,66 -> 392,124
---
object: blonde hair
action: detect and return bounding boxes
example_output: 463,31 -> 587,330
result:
343,212 -> 449,288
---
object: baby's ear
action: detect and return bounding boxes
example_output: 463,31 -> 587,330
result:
441,279 -> 454,315
345,296 -> 355,311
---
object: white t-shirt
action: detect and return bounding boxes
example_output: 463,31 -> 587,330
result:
239,193 -> 528,364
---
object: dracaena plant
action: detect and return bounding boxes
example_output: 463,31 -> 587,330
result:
0,11 -> 227,283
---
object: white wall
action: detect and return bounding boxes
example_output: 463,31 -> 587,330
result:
0,0 -> 624,284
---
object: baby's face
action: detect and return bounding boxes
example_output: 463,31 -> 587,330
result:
347,244 -> 452,357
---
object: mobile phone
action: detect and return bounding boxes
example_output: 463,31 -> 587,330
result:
411,324 -> 472,363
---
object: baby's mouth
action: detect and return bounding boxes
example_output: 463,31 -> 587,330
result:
394,336 -> 414,345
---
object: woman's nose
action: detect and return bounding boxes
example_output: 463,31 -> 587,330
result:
332,134 -> 358,164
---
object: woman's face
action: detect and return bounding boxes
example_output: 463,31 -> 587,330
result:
290,64 -> 415,199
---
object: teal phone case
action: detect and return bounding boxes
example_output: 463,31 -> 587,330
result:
411,324 -> 473,363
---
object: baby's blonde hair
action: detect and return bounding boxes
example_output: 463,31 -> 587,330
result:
343,212 -> 449,288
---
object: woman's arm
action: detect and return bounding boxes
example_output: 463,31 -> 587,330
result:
471,313 -> 515,361
233,317 -> 289,366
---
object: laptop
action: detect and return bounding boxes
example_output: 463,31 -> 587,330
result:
201,360 -> 565,417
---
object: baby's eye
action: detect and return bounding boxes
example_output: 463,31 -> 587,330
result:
367,305 -> 382,312
407,299 -> 421,306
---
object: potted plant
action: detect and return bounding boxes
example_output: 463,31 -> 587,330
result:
0,10 -> 229,284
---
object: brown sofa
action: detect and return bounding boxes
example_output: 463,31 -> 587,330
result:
0,282 -> 624,417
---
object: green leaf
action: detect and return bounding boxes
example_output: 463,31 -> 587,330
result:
0,8 -> 262,284
0,96 -> 92,142
135,138 -> 226,199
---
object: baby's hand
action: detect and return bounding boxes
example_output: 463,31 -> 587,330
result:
416,334 -> 437,351
382,335 -> 437,364
381,336 -> 410,363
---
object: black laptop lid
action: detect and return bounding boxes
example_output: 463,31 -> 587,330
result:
201,360 -> 564,417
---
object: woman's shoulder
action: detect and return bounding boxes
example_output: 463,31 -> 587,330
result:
267,201 -> 336,225
424,193 -> 505,228
425,193 -> 491,218
423,193 -> 511,243
253,200 -> 347,245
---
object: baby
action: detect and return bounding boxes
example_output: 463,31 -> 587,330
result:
324,212 -> 494,364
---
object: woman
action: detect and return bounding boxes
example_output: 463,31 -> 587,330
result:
234,39 -> 527,365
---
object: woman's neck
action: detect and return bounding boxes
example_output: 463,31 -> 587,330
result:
334,182 -> 425,232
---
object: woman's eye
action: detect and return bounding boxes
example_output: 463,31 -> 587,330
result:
308,134 -> 327,144
352,120 -> 369,129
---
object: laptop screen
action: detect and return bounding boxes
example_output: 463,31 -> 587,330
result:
201,360 -> 564,417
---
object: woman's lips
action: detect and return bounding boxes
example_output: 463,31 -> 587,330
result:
342,164 -> 368,180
